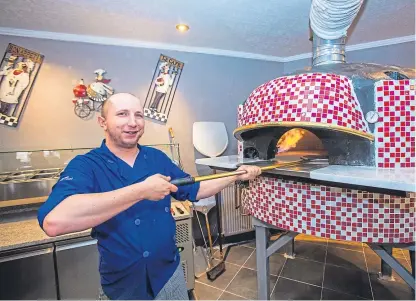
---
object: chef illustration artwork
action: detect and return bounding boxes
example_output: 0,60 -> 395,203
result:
0,56 -> 34,115
149,62 -> 176,111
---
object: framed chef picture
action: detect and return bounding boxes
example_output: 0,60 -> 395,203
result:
143,54 -> 184,124
0,43 -> 44,127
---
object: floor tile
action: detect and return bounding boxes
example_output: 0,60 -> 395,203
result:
226,267 -> 278,300
295,233 -> 328,245
280,257 -> 324,286
364,246 -> 412,263
326,246 -> 367,271
196,259 -> 241,290
194,281 -> 223,300
323,264 -> 372,299
370,272 -> 415,300
327,239 -> 364,251
244,240 -> 256,249
243,250 -> 286,276
240,240 -> 256,249
271,277 -> 321,300
270,233 -> 282,241
363,245 -> 377,257
218,291 -> 247,300
293,240 -> 327,263
364,252 -> 382,274
399,248 -> 411,261
364,251 -> 412,283
321,288 -> 367,300
223,245 -> 254,266
392,248 -> 407,259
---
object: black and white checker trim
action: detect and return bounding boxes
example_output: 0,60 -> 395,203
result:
144,108 -> 167,123
0,113 -> 18,127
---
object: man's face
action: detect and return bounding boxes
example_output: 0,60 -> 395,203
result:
99,94 -> 145,149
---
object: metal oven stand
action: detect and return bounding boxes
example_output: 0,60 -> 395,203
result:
252,217 -> 415,301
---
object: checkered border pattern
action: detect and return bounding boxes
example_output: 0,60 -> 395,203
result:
243,177 -> 415,243
237,104 -> 244,128
239,73 -> 370,134
0,113 -> 18,127
144,108 -> 167,123
375,80 -> 416,168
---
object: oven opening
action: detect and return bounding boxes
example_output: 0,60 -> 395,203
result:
275,128 -> 328,161
241,125 -> 373,165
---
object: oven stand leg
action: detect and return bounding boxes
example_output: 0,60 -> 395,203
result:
255,225 -> 270,301
253,217 -> 299,300
379,245 -> 393,280
369,244 -> 415,290
284,237 -> 296,259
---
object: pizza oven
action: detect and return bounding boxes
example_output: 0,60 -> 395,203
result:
233,65 -> 415,245
194,1 -> 415,295
228,0 -> 416,246
235,65 -> 415,168
194,0 -> 416,296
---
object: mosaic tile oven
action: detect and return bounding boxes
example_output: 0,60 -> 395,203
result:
244,177 -> 415,243
235,64 -> 415,243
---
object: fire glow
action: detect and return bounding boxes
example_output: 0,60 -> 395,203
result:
277,129 -> 306,153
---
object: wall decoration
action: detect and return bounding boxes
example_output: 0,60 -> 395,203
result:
0,43 -> 44,127
72,69 -> 114,119
143,54 -> 184,123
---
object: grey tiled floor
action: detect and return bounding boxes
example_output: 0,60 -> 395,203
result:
192,236 -> 415,300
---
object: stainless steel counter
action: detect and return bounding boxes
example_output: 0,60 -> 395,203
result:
195,155 -> 416,193
0,168 -> 62,202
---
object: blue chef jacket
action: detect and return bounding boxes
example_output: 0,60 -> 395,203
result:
38,140 -> 200,300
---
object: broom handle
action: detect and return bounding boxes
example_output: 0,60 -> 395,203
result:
213,170 -> 224,256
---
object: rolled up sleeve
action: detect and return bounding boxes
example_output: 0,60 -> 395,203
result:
37,156 -> 96,229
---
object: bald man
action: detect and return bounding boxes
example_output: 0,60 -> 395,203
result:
38,93 -> 261,300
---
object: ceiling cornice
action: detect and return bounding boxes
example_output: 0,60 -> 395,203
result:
0,27 -> 414,63
281,35 -> 416,62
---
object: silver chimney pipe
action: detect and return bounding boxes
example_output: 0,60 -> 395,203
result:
310,0 -> 364,66
312,34 -> 346,66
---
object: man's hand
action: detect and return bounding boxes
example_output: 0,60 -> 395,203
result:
141,174 -> 178,201
235,165 -> 262,181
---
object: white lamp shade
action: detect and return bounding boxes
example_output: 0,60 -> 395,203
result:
193,122 -> 228,158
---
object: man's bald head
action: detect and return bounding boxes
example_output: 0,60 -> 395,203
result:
101,93 -> 143,118
98,92 -> 145,149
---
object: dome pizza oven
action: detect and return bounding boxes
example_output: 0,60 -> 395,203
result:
195,1 -> 415,293
235,0 -> 415,168
236,65 -> 415,168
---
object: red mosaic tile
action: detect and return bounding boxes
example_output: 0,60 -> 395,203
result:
243,177 -> 415,243
238,73 -> 370,134
375,80 -> 416,168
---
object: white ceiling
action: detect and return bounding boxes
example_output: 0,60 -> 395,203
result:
0,0 -> 414,60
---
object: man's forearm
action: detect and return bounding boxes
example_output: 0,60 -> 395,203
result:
42,183 -> 147,237
196,175 -> 238,200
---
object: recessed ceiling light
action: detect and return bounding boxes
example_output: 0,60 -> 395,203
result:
176,24 -> 189,32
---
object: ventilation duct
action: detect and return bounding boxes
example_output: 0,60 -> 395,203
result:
310,0 -> 364,66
